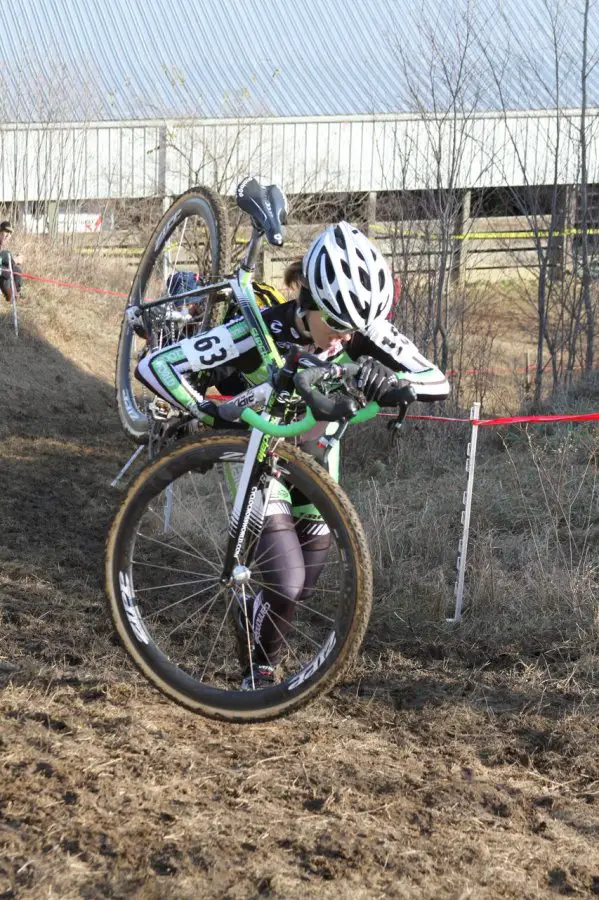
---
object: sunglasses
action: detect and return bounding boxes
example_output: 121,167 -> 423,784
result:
319,310 -> 356,334
298,286 -> 355,334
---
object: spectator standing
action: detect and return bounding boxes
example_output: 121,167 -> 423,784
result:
0,221 -> 23,304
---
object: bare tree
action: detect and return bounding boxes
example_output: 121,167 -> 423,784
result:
577,0 -> 599,372
380,0 -> 498,406
480,0 -> 599,404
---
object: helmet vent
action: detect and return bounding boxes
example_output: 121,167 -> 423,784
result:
325,253 -> 335,284
341,259 -> 351,278
378,269 -> 386,289
359,268 -> 371,290
334,226 -> 346,249
315,249 -> 325,289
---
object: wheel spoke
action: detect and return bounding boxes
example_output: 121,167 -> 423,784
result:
199,588 -> 235,682
256,608 -> 312,667
137,529 -> 221,574
135,577 -> 209,593
170,584 -> 225,644
244,577 -> 336,625
140,577 -> 222,623
132,560 -> 212,578
147,492 -> 223,566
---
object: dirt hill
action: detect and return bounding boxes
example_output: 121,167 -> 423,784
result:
1,256 -> 598,898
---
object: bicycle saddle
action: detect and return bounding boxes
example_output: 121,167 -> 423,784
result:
236,177 -> 287,246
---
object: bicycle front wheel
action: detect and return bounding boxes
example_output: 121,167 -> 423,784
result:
116,187 -> 230,444
105,434 -> 373,722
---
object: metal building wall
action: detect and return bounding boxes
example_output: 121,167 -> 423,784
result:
3,0 -> 598,121
0,110 -> 597,204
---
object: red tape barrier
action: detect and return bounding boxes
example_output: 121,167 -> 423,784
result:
16,269 -> 128,298
6,268 -> 599,427
402,412 -> 599,426
397,411 -> 599,426
473,411 -> 599,427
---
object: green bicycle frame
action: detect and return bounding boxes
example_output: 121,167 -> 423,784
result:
225,264 -> 383,436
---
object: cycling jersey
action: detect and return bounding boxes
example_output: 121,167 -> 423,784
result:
136,299 -> 449,415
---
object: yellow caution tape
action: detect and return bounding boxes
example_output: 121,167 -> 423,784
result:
372,223 -> 599,241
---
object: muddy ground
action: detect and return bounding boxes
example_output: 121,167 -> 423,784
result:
1,312 -> 599,899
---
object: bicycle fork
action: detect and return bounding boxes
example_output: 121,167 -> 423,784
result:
220,427 -> 273,586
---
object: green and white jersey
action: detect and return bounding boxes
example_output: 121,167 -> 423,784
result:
136,299 -> 450,417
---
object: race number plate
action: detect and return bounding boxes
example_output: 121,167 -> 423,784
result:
180,325 -> 239,371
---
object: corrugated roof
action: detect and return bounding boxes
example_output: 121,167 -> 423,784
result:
2,0 -> 598,121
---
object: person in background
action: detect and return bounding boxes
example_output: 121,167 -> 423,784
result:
0,221 -> 23,304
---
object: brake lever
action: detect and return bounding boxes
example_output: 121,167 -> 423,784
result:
387,401 -> 410,443
338,369 -> 370,409
316,419 -> 351,466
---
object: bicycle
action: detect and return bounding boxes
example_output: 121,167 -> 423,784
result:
107,178 -> 412,722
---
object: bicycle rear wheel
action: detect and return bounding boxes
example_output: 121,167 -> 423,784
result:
116,187 -> 230,444
105,434 -> 373,722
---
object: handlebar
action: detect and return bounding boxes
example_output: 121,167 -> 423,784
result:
238,361 -> 415,437
239,399 -> 380,436
295,361 -> 415,420
294,364 -> 360,421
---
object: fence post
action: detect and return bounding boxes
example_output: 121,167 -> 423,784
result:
365,192 -> 377,237
158,124 -> 167,199
449,401 -> 481,622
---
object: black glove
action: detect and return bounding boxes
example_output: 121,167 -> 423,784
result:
356,357 -> 399,403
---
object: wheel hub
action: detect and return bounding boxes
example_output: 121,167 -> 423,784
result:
229,564 -> 251,585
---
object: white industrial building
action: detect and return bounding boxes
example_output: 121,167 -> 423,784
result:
1,0 -> 597,279
1,0 -> 597,199
1,108 -> 597,204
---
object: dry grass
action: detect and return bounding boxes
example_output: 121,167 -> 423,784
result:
0,238 -> 131,440
344,402 -> 599,666
1,246 -> 599,898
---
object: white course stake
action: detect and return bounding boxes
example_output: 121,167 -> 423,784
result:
449,401 -> 481,622
110,445 -> 146,487
163,483 -> 174,533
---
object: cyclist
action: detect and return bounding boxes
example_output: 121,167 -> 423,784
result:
134,221 -> 450,689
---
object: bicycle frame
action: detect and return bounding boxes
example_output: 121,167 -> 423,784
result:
137,223 -> 383,584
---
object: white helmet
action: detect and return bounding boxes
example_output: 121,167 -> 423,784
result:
302,221 -> 393,330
